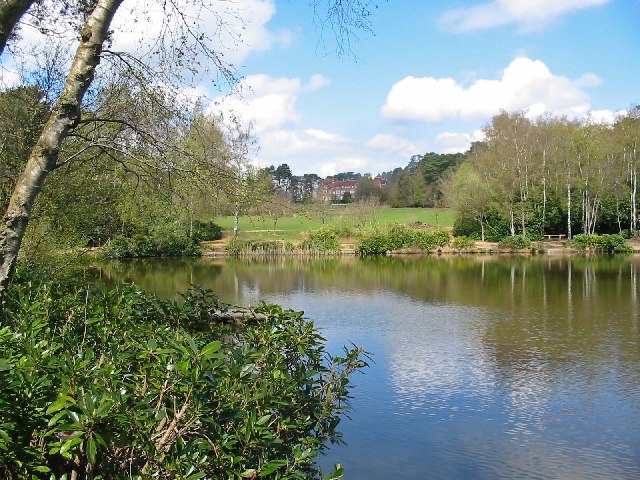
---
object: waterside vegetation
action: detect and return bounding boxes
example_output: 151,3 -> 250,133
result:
0,268 -> 366,479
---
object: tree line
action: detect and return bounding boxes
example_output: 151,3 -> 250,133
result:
445,109 -> 639,241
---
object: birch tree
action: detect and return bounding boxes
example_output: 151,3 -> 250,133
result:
0,0 -> 123,298
617,107 -> 640,237
0,0 -> 379,299
0,0 -> 34,54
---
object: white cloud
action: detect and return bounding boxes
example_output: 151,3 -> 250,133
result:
0,65 -> 21,89
210,73 -> 430,176
366,133 -> 427,158
252,127 -> 417,176
382,57 -> 595,123
435,130 -> 485,154
209,74 -> 330,134
586,109 -> 627,125
10,0 -> 291,78
110,0 -> 294,67
438,0 -> 610,32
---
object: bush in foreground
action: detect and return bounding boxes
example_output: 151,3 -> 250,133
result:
0,277 -> 366,479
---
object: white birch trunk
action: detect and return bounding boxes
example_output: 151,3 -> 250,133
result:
0,0 -> 123,298
632,165 -> 637,237
0,0 -> 34,54
567,182 -> 572,240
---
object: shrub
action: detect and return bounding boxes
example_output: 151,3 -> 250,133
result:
225,240 -> 294,256
414,229 -> 450,251
301,227 -> 341,252
451,235 -> 476,251
452,217 -> 481,239
498,236 -> 532,250
570,233 -> 631,253
224,239 -> 245,256
0,280 -> 366,479
386,223 -> 416,250
105,231 -> 200,258
430,229 -> 451,247
357,226 -> 451,255
192,220 -> 223,242
356,229 -> 391,255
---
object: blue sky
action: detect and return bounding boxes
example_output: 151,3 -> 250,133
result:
3,0 -> 639,177
205,0 -> 639,176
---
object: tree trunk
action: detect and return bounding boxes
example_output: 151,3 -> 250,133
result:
567,183 -> 572,240
233,207 -> 239,239
520,192 -> 526,240
0,0 -> 34,55
509,207 -> 515,237
632,166 -> 637,237
0,0 -> 123,299
541,148 -> 547,236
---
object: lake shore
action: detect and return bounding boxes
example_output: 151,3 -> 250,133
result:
200,237 -> 640,257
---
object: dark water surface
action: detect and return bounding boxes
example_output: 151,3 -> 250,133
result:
98,255 -> 640,479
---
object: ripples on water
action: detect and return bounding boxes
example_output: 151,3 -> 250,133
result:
100,256 -> 640,479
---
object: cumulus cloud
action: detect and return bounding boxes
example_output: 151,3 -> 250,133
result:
586,109 -> 627,125
435,130 -> 486,154
11,0 -> 291,75
438,0 -> 610,32
113,0 -> 294,67
257,128 -> 375,175
382,57 -> 595,123
366,134 -> 427,159
210,74 -> 330,133
0,65 -> 21,89
209,74 -> 432,175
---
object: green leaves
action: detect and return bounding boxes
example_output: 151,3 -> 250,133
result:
1,280 -> 366,479
46,394 -> 76,415
200,340 -> 221,358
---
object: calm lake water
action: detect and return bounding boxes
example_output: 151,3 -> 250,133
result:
98,255 -> 640,479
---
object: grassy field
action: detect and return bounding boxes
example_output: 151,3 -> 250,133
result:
213,207 -> 456,242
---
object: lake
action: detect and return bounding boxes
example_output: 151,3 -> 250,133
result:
98,255 -> 640,479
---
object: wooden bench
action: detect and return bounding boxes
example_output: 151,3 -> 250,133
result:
543,234 -> 566,240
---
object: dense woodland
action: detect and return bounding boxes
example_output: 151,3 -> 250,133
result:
446,109 -> 640,241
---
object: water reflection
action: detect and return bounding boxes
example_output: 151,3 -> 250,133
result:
98,255 -> 640,479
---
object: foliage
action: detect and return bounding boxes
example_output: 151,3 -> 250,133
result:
453,208 -> 511,242
300,227 -> 341,252
444,110 -> 640,240
452,217 -> 481,240
385,223 -> 416,250
451,236 -> 476,251
0,86 -> 49,212
356,229 -> 391,255
225,240 -> 298,256
192,220 -> 223,242
570,234 -> 632,253
386,152 -> 464,208
0,277 -> 366,479
498,236 -> 532,250
414,230 -> 450,251
356,225 -> 450,255
105,230 -> 200,258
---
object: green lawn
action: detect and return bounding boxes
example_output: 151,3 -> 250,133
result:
213,207 -> 456,242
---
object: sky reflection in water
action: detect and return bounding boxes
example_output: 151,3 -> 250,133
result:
100,255 -> 640,479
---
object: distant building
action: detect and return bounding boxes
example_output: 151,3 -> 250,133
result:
373,175 -> 388,189
320,179 -> 359,202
